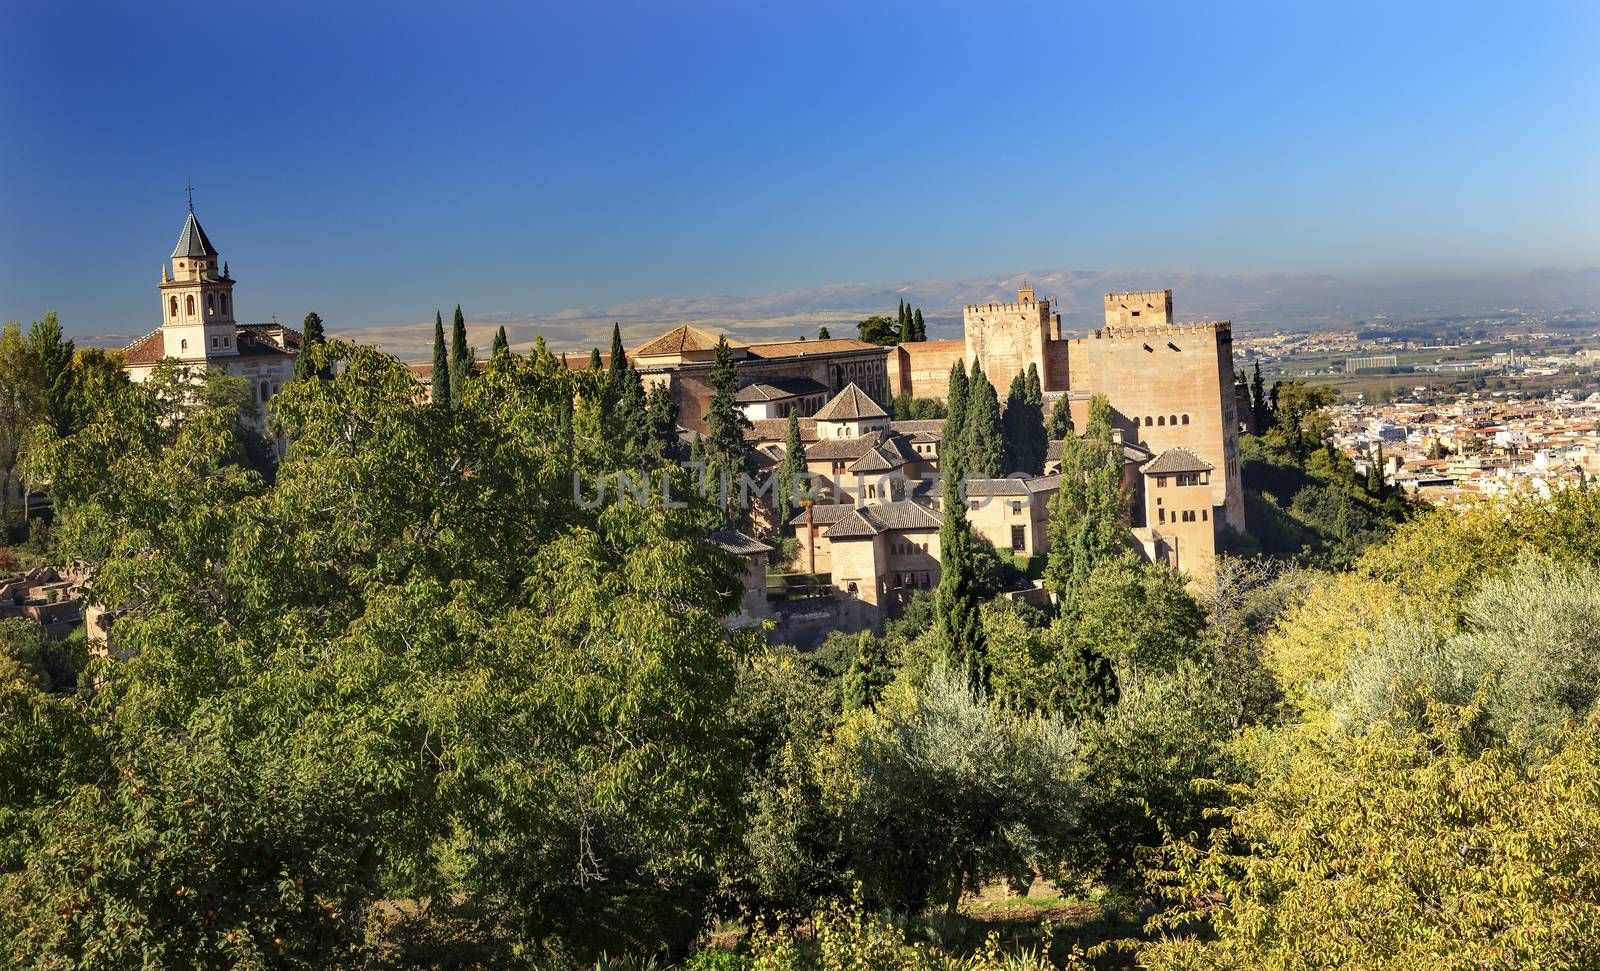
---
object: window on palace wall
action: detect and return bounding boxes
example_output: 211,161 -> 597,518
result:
1011,525 -> 1025,552
1170,415 -> 1177,425
1158,416 -> 1166,426
185,295 -> 195,315
1182,414 -> 1190,424
169,297 -> 178,317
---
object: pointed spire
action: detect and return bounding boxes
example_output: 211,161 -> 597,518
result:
172,209 -> 218,259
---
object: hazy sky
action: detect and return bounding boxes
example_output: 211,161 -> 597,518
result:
4,0 -> 1598,337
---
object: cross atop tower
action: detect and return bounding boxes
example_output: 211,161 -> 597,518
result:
185,181 -> 195,212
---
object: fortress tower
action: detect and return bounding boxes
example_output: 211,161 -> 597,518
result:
1066,290 -> 1245,558
961,284 -> 1064,395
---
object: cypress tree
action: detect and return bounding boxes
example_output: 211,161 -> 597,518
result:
490,325 -> 510,361
963,361 -> 1004,479
898,300 -> 913,343
1026,362 -> 1042,405
608,323 -> 627,383
775,412 -> 808,526
449,305 -> 470,406
944,359 -> 969,484
1367,442 -> 1386,497
705,337 -> 752,525
912,307 -> 926,342
1251,362 -> 1269,432
936,475 -> 987,688
430,310 -> 451,410
1046,396 -> 1073,441
843,631 -> 891,711
1003,370 -> 1047,476
294,311 -> 326,381
643,382 -> 680,465
588,347 -> 602,372
617,365 -> 649,464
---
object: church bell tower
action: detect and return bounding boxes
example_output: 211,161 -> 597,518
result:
158,197 -> 238,362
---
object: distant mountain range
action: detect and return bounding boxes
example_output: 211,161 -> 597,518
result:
92,267 -> 1600,362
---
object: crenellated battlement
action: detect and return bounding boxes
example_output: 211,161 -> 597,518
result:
1085,319 -> 1231,340
963,298 -> 1049,314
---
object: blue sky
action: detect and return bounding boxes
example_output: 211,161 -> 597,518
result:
3,0 -> 1598,337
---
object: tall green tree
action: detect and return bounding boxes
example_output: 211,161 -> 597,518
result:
490,325 -> 510,361
292,311 -> 326,382
937,476 -> 987,687
962,361 -> 1004,479
0,324 -> 39,533
431,310 -> 451,410
912,307 -> 926,342
449,304 -> 470,406
1046,396 -> 1073,441
1367,442 -> 1387,497
643,381 -> 680,465
25,312 -> 74,437
1251,361 -> 1269,431
1043,394 -> 1126,608
943,359 -> 970,484
705,336 -> 752,525
774,412 -> 808,526
1003,370 -> 1047,476
897,300 -> 913,343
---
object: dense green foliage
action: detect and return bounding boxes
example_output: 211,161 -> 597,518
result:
4,340 -> 760,967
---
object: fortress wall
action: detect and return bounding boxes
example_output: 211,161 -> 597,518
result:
893,340 -> 965,399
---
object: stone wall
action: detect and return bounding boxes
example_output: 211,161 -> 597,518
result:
889,340 -> 965,398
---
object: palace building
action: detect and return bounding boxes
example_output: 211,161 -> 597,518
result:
121,204 -> 302,414
629,286 -> 1245,585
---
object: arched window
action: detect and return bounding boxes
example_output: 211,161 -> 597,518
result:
185,295 -> 195,315
180,339 -> 188,351
260,381 -> 270,402
221,294 -> 229,314
207,294 -> 215,314
1158,415 -> 1166,426
1181,414 -> 1190,425
1143,416 -> 1153,427
169,297 -> 178,317
1170,414 -> 1178,425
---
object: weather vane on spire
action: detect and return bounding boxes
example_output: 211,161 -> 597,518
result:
185,180 -> 195,212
